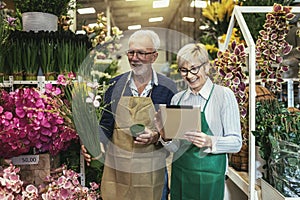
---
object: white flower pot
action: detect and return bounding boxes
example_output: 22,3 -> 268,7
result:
22,12 -> 58,32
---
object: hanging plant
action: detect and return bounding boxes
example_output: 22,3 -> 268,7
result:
213,40 -> 248,119
256,3 -> 295,92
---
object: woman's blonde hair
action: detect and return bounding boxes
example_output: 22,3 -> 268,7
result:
176,43 -> 209,68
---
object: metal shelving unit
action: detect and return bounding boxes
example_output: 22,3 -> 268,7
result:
222,6 -> 300,200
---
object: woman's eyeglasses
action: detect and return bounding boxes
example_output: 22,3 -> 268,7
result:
178,62 -> 208,76
126,50 -> 156,60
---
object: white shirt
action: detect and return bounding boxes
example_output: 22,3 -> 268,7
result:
128,69 -> 158,97
162,78 -> 242,154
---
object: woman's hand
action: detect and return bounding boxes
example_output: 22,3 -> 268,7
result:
134,127 -> 159,145
184,131 -> 212,149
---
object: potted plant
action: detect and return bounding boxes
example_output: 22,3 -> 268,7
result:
253,100 -> 300,198
13,0 -> 75,32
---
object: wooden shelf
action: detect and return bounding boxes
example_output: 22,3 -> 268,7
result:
227,167 -> 262,200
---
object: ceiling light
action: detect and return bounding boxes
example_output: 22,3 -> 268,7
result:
182,17 -> 195,22
128,25 -> 142,30
190,0 -> 209,8
153,0 -> 169,8
77,7 -> 96,15
149,17 -> 163,22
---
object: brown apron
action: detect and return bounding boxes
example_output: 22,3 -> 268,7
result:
101,79 -> 166,200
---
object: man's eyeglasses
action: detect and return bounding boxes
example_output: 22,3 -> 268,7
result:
126,50 -> 156,60
178,62 -> 208,76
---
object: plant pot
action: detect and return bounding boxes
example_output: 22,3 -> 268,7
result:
44,72 -> 57,80
25,73 -> 37,81
22,12 -> 58,32
12,153 -> 51,186
12,72 -> 24,80
11,153 -> 61,186
130,124 -> 145,140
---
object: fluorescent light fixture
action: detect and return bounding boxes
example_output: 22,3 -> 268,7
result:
182,17 -> 195,22
149,17 -> 163,22
190,0 -> 209,8
128,25 -> 142,30
77,7 -> 96,15
76,30 -> 86,35
153,0 -> 169,8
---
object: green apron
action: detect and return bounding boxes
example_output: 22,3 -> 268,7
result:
170,85 -> 226,200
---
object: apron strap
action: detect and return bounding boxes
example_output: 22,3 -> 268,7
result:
203,84 -> 215,112
120,71 -> 132,97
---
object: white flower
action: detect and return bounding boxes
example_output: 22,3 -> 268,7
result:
86,92 -> 101,107
87,82 -> 99,89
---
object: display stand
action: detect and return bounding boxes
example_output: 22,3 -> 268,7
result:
222,6 -> 300,200
0,75 -> 86,186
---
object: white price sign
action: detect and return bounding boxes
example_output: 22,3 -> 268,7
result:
12,155 -> 40,165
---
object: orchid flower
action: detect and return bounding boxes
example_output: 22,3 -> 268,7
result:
86,92 -> 101,108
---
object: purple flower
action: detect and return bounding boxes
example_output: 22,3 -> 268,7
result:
5,16 -> 16,27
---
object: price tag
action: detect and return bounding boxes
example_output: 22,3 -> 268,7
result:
11,155 -> 40,165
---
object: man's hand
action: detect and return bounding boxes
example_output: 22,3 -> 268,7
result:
134,127 -> 159,145
81,145 -> 92,166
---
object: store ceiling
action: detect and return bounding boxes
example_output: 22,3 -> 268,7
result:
76,0 -> 203,39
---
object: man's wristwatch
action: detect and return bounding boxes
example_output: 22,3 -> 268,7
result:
158,135 -> 172,145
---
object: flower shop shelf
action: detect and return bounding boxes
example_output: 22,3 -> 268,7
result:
0,75 -> 56,90
260,179 -> 300,200
227,167 -> 262,200
224,5 -> 300,200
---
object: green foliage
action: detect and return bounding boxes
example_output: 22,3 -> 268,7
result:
237,0 -> 293,41
4,30 -> 91,77
253,99 -> 300,183
13,0 -> 75,17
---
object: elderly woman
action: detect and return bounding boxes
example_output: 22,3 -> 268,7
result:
156,43 -> 242,200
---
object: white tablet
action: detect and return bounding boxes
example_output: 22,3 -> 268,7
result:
159,104 -> 201,139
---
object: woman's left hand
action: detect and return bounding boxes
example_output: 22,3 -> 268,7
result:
184,131 -> 212,149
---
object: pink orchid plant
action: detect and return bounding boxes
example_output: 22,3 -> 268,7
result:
0,164 -> 101,199
0,164 -> 39,199
0,72 -> 78,158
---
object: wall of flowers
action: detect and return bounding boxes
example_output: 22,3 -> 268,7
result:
0,1 -> 123,198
